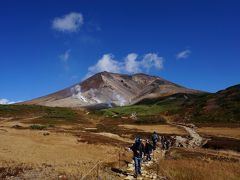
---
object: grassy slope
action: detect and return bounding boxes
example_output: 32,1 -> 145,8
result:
187,84 -> 240,123
95,94 -> 186,124
0,104 -> 85,124
97,84 -> 240,124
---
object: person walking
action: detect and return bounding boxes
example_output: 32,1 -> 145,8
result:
130,137 -> 144,178
144,139 -> 153,161
151,131 -> 159,150
165,138 -> 172,150
160,136 -> 166,150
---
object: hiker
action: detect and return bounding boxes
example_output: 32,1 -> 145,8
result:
161,136 -> 166,150
130,137 -> 144,178
160,136 -> 164,149
151,131 -> 159,150
144,139 -> 153,161
166,138 -> 171,150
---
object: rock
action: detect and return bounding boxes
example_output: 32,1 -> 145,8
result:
159,176 -> 168,180
128,163 -> 134,168
126,167 -> 134,173
145,163 -> 150,167
12,125 -> 22,129
124,176 -> 134,180
77,138 -> 82,143
43,132 -> 50,136
58,174 -> 67,180
175,136 -> 188,148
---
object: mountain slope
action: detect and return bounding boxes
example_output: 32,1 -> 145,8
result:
23,71 -> 202,107
98,84 -> 240,124
184,84 -> 240,123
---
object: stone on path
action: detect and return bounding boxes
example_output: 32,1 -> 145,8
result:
124,175 -> 134,180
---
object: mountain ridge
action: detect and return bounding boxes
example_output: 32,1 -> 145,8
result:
23,71 -> 204,107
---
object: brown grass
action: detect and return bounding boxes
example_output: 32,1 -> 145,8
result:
159,159 -> 240,180
119,124 -> 187,135
0,127 -> 120,178
150,148 -> 240,180
2,115 -> 240,179
198,127 -> 240,139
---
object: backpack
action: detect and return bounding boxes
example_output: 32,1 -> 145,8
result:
152,134 -> 158,142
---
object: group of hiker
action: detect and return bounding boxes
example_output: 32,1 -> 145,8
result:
129,131 -> 171,178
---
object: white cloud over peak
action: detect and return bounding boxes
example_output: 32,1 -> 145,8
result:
52,12 -> 84,32
86,54 -> 122,78
125,53 -> 140,73
0,98 -> 16,104
176,49 -> 191,59
85,53 -> 164,78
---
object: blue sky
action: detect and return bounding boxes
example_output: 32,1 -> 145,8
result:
0,0 -> 240,103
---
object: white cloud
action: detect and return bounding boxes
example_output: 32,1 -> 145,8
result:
52,12 -> 84,32
85,53 -> 164,78
176,49 -> 191,59
59,49 -> 71,62
141,53 -> 164,71
125,53 -> 140,73
86,54 -> 122,78
0,98 -> 16,104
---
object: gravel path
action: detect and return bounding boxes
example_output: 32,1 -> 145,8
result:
181,125 -> 203,147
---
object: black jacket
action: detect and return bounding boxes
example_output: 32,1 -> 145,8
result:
144,142 -> 153,154
130,142 -> 144,158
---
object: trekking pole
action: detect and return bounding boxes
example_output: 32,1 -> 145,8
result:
96,163 -> 99,180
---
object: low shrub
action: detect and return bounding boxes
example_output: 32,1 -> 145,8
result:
30,124 -> 47,130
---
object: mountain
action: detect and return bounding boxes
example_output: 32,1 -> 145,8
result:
23,71 -> 203,108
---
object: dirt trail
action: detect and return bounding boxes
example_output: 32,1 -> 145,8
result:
169,122 -> 204,148
180,125 -> 203,147
123,149 -> 166,180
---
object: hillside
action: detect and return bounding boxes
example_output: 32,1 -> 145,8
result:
183,84 -> 240,123
98,84 -> 240,124
0,104 -> 87,125
23,71 -> 201,107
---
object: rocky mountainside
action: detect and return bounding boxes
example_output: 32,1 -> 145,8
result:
23,71 -> 202,107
